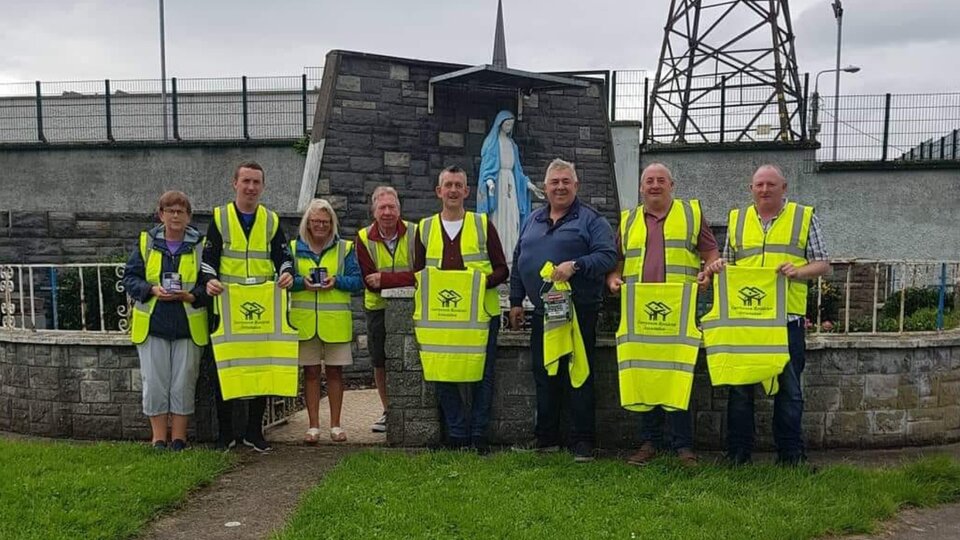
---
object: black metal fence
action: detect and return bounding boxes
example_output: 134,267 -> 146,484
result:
811,92 -> 960,162
0,72 -> 323,143
3,67 -> 958,165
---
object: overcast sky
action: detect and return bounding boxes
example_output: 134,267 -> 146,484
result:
2,0 -> 957,95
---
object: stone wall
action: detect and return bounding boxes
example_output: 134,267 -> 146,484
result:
0,332 -> 219,440
309,50 -> 620,237
384,297 -> 960,450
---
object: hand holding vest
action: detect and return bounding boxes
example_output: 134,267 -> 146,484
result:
539,262 -> 589,388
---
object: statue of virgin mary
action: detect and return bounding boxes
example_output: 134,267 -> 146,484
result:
476,110 -> 544,266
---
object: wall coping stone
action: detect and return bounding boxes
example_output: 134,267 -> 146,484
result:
1,329 -> 130,346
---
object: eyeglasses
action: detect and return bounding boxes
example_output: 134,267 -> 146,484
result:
309,219 -> 332,226
163,208 -> 188,216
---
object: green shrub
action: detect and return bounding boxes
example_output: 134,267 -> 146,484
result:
882,286 -> 954,319
806,280 -> 841,324
55,257 -> 128,331
293,133 -> 311,156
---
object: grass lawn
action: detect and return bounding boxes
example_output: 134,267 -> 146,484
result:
277,450 -> 960,540
0,438 -> 233,540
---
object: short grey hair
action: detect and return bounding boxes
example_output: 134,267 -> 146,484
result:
544,158 -> 578,183
753,164 -> 787,185
370,185 -> 401,214
641,162 -> 674,181
298,198 -> 340,244
437,165 -> 467,186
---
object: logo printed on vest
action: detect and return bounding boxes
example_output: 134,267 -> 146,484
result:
437,289 -> 463,308
737,286 -> 767,306
644,301 -> 673,321
240,301 -> 266,320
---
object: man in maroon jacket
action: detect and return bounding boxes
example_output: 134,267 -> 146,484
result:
356,186 -> 416,433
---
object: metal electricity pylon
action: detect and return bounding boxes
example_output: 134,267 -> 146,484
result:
646,0 -> 805,144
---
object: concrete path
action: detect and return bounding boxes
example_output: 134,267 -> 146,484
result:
269,389 -> 387,446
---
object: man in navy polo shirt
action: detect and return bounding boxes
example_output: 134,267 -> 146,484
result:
509,158 -> 617,462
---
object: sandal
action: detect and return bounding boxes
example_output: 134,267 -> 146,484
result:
304,427 -> 321,445
330,427 -> 347,442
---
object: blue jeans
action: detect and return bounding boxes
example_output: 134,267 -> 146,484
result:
727,320 -> 806,458
639,408 -> 693,451
531,303 -> 599,446
435,318 -> 499,443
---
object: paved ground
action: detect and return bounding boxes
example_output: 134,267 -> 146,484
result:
269,388 -> 387,446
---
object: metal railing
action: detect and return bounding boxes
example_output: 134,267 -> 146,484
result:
809,259 -> 960,334
810,93 -> 960,162
0,73 -> 322,143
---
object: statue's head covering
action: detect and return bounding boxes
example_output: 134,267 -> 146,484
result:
476,109 -> 531,227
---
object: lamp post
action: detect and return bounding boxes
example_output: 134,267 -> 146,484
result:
831,0 -> 844,160
159,0 -> 168,141
810,65 -> 860,143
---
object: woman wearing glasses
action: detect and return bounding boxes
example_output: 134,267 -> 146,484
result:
122,191 -> 209,450
290,199 -> 363,443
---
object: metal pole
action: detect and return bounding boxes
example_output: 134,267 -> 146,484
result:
810,91 -> 820,142
800,72 -> 809,141
719,78 -> 726,143
35,81 -> 46,143
301,74 -> 308,135
171,77 -> 180,141
611,70 -> 618,121
242,75 -> 249,140
881,93 -> 891,161
105,79 -> 114,142
831,1 -> 843,161
159,0 -> 168,141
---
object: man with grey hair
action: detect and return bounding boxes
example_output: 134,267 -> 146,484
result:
704,163 -> 830,466
510,158 -> 617,462
356,185 -> 418,433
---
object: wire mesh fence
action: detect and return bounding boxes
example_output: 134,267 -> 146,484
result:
811,92 -> 960,162
0,72 -> 322,143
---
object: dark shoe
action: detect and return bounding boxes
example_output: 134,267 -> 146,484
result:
470,437 -> 490,456
444,436 -> 470,451
242,435 -> 273,453
725,451 -> 752,466
152,440 -> 167,450
511,438 -> 560,453
776,453 -> 808,467
573,441 -> 595,463
627,442 -> 657,466
170,439 -> 188,452
676,448 -> 698,468
214,435 -> 237,452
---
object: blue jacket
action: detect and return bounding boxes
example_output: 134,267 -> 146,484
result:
291,236 -> 363,293
510,198 -> 617,310
122,224 -> 209,341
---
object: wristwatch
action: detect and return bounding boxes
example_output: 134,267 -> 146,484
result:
571,260 -> 581,273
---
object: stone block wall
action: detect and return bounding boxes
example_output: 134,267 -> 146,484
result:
311,50 -> 620,236
384,297 -> 960,450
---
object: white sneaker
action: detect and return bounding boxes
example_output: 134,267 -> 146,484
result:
371,413 -> 387,433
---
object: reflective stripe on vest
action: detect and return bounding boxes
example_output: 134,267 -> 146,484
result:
358,220 -> 417,311
727,202 -> 813,315
210,281 -> 299,399
130,231 -> 209,346
288,239 -> 353,342
620,199 -> 702,284
413,267 -> 491,382
615,281 -> 701,412
419,212 -> 499,316
213,204 -> 278,283
701,266 -> 790,396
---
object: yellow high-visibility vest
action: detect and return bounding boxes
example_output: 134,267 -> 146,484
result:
620,199 -> 702,284
540,262 -> 589,388
211,281 -> 299,399
616,281 -> 702,411
701,266 -> 790,395
413,267 -> 492,382
357,221 -> 417,311
130,231 -> 209,346
419,212 -> 500,316
288,239 -> 353,343
727,202 -> 813,315
212,204 -> 279,284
